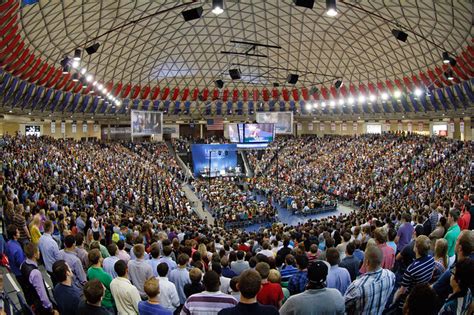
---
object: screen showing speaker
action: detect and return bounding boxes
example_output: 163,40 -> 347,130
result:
191,144 -> 238,177
243,123 -> 274,143
25,125 -> 40,137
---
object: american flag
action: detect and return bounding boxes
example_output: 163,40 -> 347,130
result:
207,118 -> 224,131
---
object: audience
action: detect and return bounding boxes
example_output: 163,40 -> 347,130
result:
138,277 -> 173,315
110,260 -> 141,315
52,260 -> 82,315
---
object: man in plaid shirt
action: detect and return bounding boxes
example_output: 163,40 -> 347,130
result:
288,255 -> 309,295
344,246 -> 395,315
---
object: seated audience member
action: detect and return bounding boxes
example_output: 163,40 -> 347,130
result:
138,277 -> 173,315
402,284 -> 438,315
156,262 -> 180,312
280,261 -> 345,315
128,244 -> 154,299
288,255 -> 309,295
77,279 -> 110,315
110,259 -> 141,315
184,268 -> 205,298
438,259 -> 474,315
20,242 -> 57,315
181,270 -> 238,315
345,245 -> 396,314
255,262 -> 284,309
170,253 -> 191,305
87,248 -> 115,313
218,269 -> 279,315
52,260 -> 82,315
326,248 -> 351,295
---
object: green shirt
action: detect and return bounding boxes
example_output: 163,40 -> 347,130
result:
87,266 -> 115,308
444,224 -> 461,257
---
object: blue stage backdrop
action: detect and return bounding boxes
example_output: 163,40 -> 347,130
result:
191,144 -> 237,177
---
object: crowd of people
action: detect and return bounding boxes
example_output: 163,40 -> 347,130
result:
0,132 -> 473,315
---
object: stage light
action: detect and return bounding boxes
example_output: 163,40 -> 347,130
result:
73,49 -> 81,61
80,68 -> 87,75
358,95 -> 365,103
102,88 -> 108,94
446,72 -> 454,80
442,52 -> 450,64
338,99 -> 344,106
97,84 -> 103,90
347,97 -> 355,105
330,100 -> 336,107
326,0 -> 337,16
321,101 -> 326,107
212,0 -> 224,15
334,79 -> 343,89
369,94 -> 376,102
86,75 -> 93,82
381,93 -> 389,100
72,60 -> 80,68
414,88 -> 423,97
85,43 -> 100,55
392,29 -> 408,42
116,100 -> 121,106
393,90 -> 402,98
72,73 -> 79,82
305,103 -> 312,111
62,65 -> 71,74
313,103 -> 319,109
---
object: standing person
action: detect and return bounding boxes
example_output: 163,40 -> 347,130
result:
87,249 -> 116,313
77,279 -> 110,315
128,244 -> 154,299
38,220 -> 61,283
103,243 -> 120,279
230,251 -> 249,276
339,242 -> 360,282
156,263 -> 180,313
218,270 -> 279,315
52,260 -> 82,315
438,259 -> 474,315
444,209 -> 461,268
325,248 -> 351,295
5,225 -> 26,284
184,268 -> 205,299
156,245 -> 177,272
110,260 -> 141,315
75,232 -> 89,271
392,235 -> 435,310
280,261 -> 345,315
13,204 -> 31,245
138,278 -> 172,315
20,243 -> 58,315
395,213 -> 414,253
288,255 -> 309,296
344,246 -> 396,315
169,253 -> 191,306
60,234 -> 88,290
147,244 -> 162,278
255,262 -> 284,309
181,270 -> 238,315
29,215 -> 42,245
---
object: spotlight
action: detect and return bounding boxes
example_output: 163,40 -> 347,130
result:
347,97 -> 355,105
338,99 -> 345,106
80,68 -> 87,75
381,93 -> 389,100
85,43 -> 100,55
414,89 -> 423,97
97,84 -> 103,90
358,95 -> 365,103
392,29 -> 408,42
326,0 -> 337,16
72,73 -> 79,82
442,52 -> 450,64
215,79 -> 224,89
212,0 -> 224,15
86,75 -> 93,82
72,60 -> 80,68
102,88 -> 108,94
80,78 -> 87,88
62,65 -> 71,74
116,100 -> 121,106
73,49 -> 81,61
305,103 -> 312,111
313,103 -> 319,109
334,79 -> 343,89
182,7 -> 203,21
445,71 -> 454,81
330,100 -> 336,107
369,94 -> 376,102
321,101 -> 326,107
393,90 -> 402,98
293,0 -> 315,9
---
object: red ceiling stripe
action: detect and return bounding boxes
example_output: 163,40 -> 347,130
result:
242,89 -> 248,102
113,82 -> 123,96
38,66 -> 56,85
232,89 -> 238,102
46,69 -> 63,88
0,33 -> 20,60
457,59 -> 474,77
252,89 -> 258,101
292,88 -> 299,101
367,83 -> 377,95
64,80 -> 76,92
338,85 -> 347,97
55,73 -> 71,90
172,87 -> 180,101
105,81 -> 114,94
222,88 -> 228,102
6,47 -> 28,71
426,69 -> 442,88
358,84 -> 367,95
29,63 -> 49,82
0,15 -> 17,37
418,72 -> 431,87
13,52 -> 34,76
121,83 -> 132,98
0,1 -> 19,25
181,87 -> 189,101
348,84 -> 357,96
151,86 -> 160,100
281,88 -> 287,101
0,0 -> 15,12
263,88 -> 269,101
212,88 -> 219,100
131,85 -> 141,99
191,88 -> 199,101
394,79 -> 404,91
141,85 -> 151,99
20,58 -> 41,80
301,87 -> 309,101
161,87 -> 170,100
384,80 -> 395,93
461,52 -> 474,68
376,82 -> 386,93
329,86 -> 337,98
0,41 -> 23,66
320,87 -> 329,100
434,67 -> 451,86
272,88 -> 278,100
403,77 -> 413,91
410,75 -> 420,87
73,82 -> 82,93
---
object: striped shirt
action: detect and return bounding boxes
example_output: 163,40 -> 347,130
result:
398,255 -> 435,309
181,291 -> 238,315
344,268 -> 396,315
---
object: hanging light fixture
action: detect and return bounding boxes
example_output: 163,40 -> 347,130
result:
326,0 -> 337,17
442,52 -> 450,64
212,0 -> 224,15
73,49 -> 82,61
72,73 -> 79,82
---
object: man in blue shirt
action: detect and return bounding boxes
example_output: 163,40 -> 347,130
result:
138,278 -> 172,315
5,225 -> 26,282
52,260 -> 82,315
288,255 -> 309,295
38,220 -> 61,284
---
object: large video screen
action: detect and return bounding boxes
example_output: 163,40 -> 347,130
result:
256,112 -> 293,134
131,110 -> 162,136
243,123 -> 274,143
191,144 -> 238,177
25,125 -> 40,137
228,123 -> 244,143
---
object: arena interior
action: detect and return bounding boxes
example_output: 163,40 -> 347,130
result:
0,1 -> 473,315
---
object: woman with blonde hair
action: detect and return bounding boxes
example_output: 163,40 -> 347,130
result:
431,238 -> 448,283
268,269 -> 290,303
29,214 -> 41,245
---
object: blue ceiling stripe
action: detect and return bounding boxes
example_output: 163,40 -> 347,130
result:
12,81 -> 27,108
428,92 -> 439,111
419,95 -> 430,111
436,89 -> 449,111
462,82 -> 474,103
153,100 -> 160,111
80,95 -> 90,113
400,96 -> 412,112
4,77 -> 18,105
0,73 -> 12,96
49,91 -> 62,112
59,92 -> 72,112
445,87 -> 457,110
142,99 -> 150,111
69,93 -> 81,113
40,89 -> 54,112
30,86 -> 44,111
408,94 -> 423,112
454,85 -> 467,108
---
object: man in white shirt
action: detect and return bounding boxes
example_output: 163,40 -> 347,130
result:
212,262 -> 231,294
110,260 -> 141,315
157,262 -> 180,312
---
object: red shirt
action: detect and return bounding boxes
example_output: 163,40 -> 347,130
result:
459,210 -> 471,230
238,244 -> 250,252
256,281 -> 284,309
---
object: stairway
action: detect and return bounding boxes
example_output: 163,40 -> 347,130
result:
166,140 -> 193,179
182,184 -> 214,226
240,151 -> 254,177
